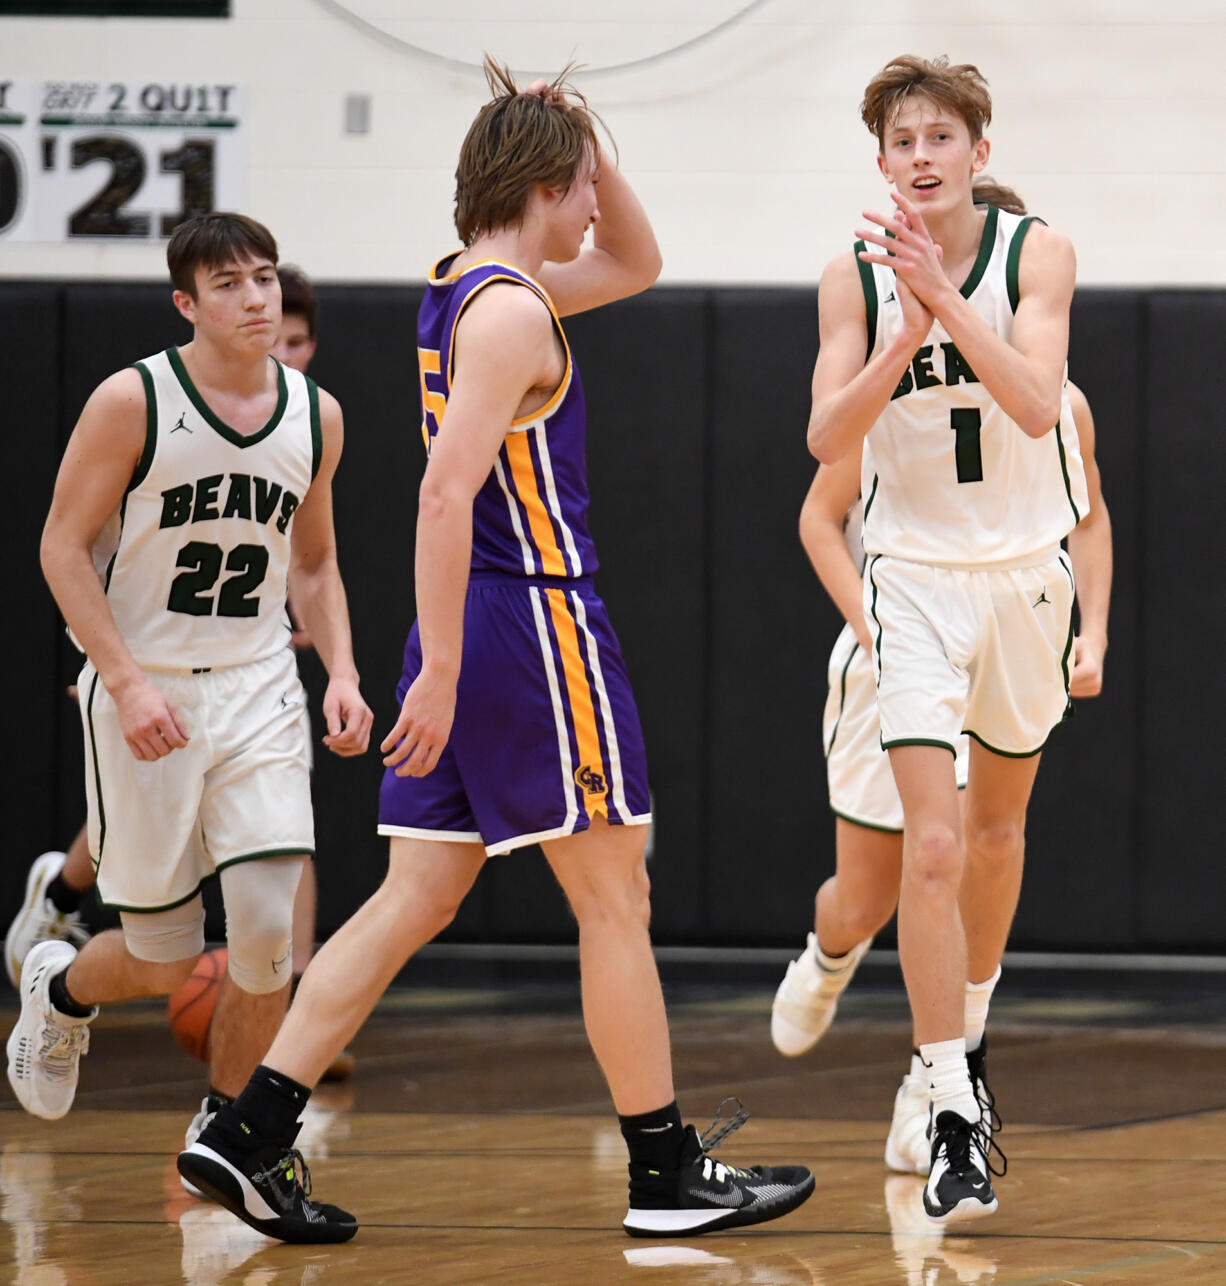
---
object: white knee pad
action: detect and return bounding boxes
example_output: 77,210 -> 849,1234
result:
120,897 -> 206,964
219,856 -> 303,995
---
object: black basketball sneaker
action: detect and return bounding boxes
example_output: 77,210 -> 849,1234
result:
178,1127 -> 357,1244
623,1100 -> 815,1237
922,1109 -> 998,1221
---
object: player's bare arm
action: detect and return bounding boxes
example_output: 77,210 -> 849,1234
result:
535,144 -> 662,317
858,192 -> 1074,437
1065,381 -> 1113,698
287,388 -> 373,757
381,285 -> 558,778
807,251 -> 931,463
41,369 -> 190,762
799,450 -> 873,653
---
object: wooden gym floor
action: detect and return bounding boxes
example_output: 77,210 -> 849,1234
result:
3,963 -> 1225,1285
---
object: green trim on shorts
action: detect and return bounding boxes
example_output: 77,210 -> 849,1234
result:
215,847 -> 314,871
965,729 -> 1046,759
85,672 -> 106,866
1057,553 -> 1076,695
867,554 -> 884,671
824,638 -> 860,757
830,807 -> 903,835
881,737 -> 957,755
101,849 -> 312,913
101,882 -> 207,915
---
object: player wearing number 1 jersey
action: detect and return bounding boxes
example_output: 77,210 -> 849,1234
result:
7,215 -> 373,1161
807,56 -> 1087,1222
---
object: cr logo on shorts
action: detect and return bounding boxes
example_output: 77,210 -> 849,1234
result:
574,764 -> 607,796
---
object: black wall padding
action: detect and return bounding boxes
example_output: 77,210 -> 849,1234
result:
2,279 -> 1220,952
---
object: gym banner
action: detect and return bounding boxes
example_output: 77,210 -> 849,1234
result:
0,78 -> 244,241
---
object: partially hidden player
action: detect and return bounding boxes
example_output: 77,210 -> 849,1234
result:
178,59 -> 815,1245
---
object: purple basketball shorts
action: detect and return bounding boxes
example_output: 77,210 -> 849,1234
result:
377,573 -> 652,855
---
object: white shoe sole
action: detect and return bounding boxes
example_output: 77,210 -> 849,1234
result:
925,1194 -> 998,1224
5,852 -> 67,988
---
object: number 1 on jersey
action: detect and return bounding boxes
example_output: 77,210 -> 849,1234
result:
950,408 -> 984,484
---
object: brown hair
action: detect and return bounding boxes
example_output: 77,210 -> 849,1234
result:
167,212 -> 278,296
861,55 -> 992,149
972,177 -> 1026,215
277,263 -> 318,338
454,56 -> 606,246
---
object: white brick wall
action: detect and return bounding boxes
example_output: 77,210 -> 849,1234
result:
1,0 -> 1219,284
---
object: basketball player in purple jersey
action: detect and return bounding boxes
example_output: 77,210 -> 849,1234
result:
180,58 -> 814,1244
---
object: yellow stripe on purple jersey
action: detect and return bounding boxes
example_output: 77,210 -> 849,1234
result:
417,253 -> 599,579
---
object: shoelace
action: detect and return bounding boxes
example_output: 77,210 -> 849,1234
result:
37,901 -> 90,947
970,1071 -> 1007,1176
254,1148 -> 313,1198
933,1113 -> 1006,1180
39,1023 -> 89,1081
698,1098 -> 755,1181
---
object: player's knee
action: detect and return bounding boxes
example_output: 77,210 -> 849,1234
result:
226,918 -> 293,995
905,827 -> 962,892
570,861 -> 652,931
382,863 -> 469,937
965,816 -> 1025,865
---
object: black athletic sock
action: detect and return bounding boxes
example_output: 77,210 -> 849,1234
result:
48,967 -> 93,1018
619,1100 -> 685,1172
224,1064 -> 312,1148
46,874 -> 83,915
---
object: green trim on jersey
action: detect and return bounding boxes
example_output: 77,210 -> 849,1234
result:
1005,215 -> 1038,313
824,637 -> 860,757
130,362 -> 159,491
306,375 -> 322,481
85,673 -> 106,863
166,347 -> 288,448
853,239 -> 877,365
862,473 -> 879,525
1054,420 -> 1083,525
959,204 -> 999,300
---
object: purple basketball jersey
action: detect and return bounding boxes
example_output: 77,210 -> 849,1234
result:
417,254 -> 599,578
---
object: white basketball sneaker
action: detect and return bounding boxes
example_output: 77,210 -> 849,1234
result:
885,1065 -> 932,1175
6,940 -> 96,1120
181,1096 -> 220,1198
5,851 -> 90,988
770,933 -> 871,1057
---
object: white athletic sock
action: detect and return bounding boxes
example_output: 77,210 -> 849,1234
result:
814,938 -> 860,973
920,1037 -> 978,1125
964,966 -> 1002,1052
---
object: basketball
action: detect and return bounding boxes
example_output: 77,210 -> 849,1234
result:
166,947 -> 227,1063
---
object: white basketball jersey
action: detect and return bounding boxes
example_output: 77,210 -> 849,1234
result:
858,205 -> 1089,567
98,348 -> 320,670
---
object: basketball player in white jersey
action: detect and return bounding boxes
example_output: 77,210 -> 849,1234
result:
775,366 -> 1110,1173
807,57 -> 1088,1221
7,216 -> 373,1156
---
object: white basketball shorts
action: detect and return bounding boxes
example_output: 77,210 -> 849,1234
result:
823,622 -> 969,831
864,550 -> 1074,758
79,647 -> 314,912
